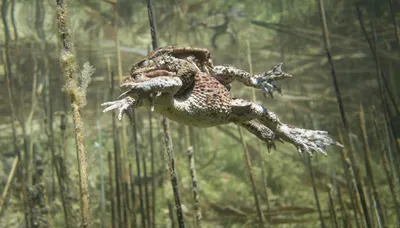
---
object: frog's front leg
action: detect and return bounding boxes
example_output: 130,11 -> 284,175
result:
102,76 -> 183,120
213,63 -> 292,98
102,97 -> 139,120
120,76 -> 183,96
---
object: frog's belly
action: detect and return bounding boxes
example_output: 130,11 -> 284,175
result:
160,106 -> 232,128
153,94 -> 233,128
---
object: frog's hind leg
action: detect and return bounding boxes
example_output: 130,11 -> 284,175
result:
230,99 -> 342,155
238,120 -> 278,152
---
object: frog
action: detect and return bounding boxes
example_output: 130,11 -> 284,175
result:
102,46 -> 342,155
129,46 -> 289,97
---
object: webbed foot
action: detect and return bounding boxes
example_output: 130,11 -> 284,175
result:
254,63 -> 293,98
277,124 -> 343,156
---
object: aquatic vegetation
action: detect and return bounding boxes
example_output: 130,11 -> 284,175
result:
0,0 -> 398,227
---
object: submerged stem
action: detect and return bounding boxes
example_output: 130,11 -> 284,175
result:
55,1 -> 90,226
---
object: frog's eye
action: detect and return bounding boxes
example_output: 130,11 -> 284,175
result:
139,59 -> 154,67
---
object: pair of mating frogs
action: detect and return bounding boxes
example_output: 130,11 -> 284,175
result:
102,46 -> 342,155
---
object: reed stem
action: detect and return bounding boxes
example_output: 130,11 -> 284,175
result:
145,0 -> 184,226
187,146 -> 202,228
149,110 -> 156,227
238,126 -> 264,227
307,157 -> 326,228
327,184 -> 339,228
108,152 -> 117,228
359,104 -> 386,227
55,1 -> 91,226
129,164 -> 137,227
338,131 -> 361,228
163,119 -> 185,228
132,109 -> 147,228
0,156 -> 18,214
387,0 -> 400,47
318,0 -> 371,226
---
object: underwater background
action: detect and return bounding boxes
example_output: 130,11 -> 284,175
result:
0,0 -> 399,227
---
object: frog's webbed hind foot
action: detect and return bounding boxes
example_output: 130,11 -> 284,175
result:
277,124 -> 343,156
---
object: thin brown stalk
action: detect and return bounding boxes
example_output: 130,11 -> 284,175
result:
2,0 -> 25,208
337,187 -> 350,228
257,106 -> 272,224
132,109 -> 147,228
108,66 -> 123,227
149,110 -> 156,228
246,40 -> 271,225
383,151 -> 400,219
318,0 -> 371,226
96,90 -> 106,228
187,147 -> 202,228
307,157 -> 326,228
123,181 -> 130,228
338,131 -> 362,228
238,126 -> 264,227
2,46 -> 30,227
142,146 -> 151,228
370,22 -> 400,154
359,104 -> 386,227
108,152 -> 117,228
317,0 -> 347,128
373,119 -> 400,222
111,2 -> 129,224
0,156 -> 18,214
355,5 -> 400,124
129,164 -> 137,228
55,157 -> 70,228
145,0 -> 184,226
43,60 -> 70,228
327,184 -> 339,228
10,0 -> 17,41
43,48 -> 70,227
157,123 -> 167,223
387,0 -> 400,47
55,1 -> 90,226
163,119 -> 185,228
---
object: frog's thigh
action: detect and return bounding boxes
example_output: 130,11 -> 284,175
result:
230,98 -> 278,124
230,98 -> 258,121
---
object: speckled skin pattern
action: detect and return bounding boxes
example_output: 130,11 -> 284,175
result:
103,46 -> 342,155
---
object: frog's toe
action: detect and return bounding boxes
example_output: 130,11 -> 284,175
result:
255,63 -> 293,98
102,97 -> 136,120
260,81 -> 281,99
